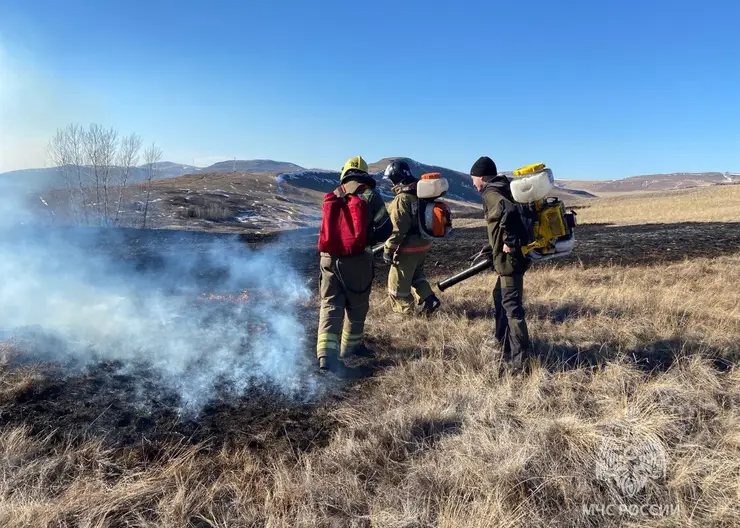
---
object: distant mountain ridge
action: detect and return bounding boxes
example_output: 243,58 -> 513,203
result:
203,160 -> 304,173
3,156 -> 736,197
277,157 -> 595,204
0,159 -> 304,193
277,158 -> 481,201
0,162 -> 201,192
559,172 -> 740,194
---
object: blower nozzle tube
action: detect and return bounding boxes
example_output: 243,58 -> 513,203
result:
436,257 -> 492,292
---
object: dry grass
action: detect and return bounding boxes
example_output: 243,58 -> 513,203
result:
1,189 -> 739,526
0,342 -> 45,405
573,184 -> 740,225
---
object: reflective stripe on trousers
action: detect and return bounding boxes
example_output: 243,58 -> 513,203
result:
341,331 -> 363,349
316,332 -> 340,358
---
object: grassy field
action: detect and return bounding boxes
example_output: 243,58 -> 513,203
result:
572,184 -> 740,225
1,185 -> 739,527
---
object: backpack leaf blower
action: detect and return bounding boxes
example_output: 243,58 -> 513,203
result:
511,163 -> 577,261
416,173 -> 453,239
435,162 -> 577,291
437,256 -> 493,292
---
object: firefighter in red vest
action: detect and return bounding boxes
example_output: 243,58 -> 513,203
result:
316,156 -> 391,373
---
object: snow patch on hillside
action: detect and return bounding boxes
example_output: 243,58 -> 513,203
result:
276,170 -> 338,185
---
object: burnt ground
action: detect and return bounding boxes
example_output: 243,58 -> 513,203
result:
1,221 -> 739,457
427,220 -> 740,272
2,360 -> 338,457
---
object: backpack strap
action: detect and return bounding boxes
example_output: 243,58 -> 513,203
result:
333,185 -> 347,199
398,183 -> 417,195
335,183 -> 369,201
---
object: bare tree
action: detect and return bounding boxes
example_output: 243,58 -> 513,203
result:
48,123 -> 161,228
83,124 -> 102,222
114,133 -> 142,226
47,128 -> 77,222
67,124 -> 89,225
84,124 -> 119,225
99,126 -> 119,226
142,142 -> 163,229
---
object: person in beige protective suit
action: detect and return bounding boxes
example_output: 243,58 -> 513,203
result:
316,156 -> 391,373
382,160 -> 441,316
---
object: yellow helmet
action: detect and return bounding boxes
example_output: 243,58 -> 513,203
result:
340,155 -> 369,181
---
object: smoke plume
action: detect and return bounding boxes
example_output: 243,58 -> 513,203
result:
0,190 -> 318,412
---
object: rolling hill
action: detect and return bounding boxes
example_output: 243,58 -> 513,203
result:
559,172 -> 740,195
0,162 -> 201,193
13,156 -> 739,234
201,160 -> 304,173
6,154 -> 736,200
277,157 -> 595,205
92,157 -> 595,232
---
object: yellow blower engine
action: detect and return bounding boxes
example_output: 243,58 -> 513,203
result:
511,163 -> 576,261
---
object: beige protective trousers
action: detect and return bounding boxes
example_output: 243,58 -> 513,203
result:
316,251 -> 374,359
387,251 -> 434,314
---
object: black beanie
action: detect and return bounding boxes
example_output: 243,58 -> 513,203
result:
470,156 -> 498,180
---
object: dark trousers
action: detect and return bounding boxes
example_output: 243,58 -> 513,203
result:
493,274 -> 531,368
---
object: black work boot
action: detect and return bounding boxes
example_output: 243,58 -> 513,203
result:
419,294 -> 441,317
353,343 -> 376,358
341,343 -> 376,359
318,356 -> 330,371
319,355 -> 344,374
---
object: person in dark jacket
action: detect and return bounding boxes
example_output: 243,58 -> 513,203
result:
469,156 -> 532,373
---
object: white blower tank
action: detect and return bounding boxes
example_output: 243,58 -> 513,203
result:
417,172 -> 449,199
510,164 -> 554,203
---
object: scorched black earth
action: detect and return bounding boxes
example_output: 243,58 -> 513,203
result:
0,358 -> 338,457
0,291 -> 337,458
0,226 -> 336,456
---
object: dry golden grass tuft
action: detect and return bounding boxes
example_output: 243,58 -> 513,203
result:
573,184 -> 740,225
0,188 -> 739,526
0,343 -> 45,406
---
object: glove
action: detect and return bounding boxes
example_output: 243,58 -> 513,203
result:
504,234 -> 520,252
419,293 -> 441,316
470,244 -> 492,264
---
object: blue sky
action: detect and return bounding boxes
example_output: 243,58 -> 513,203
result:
1,0 -> 738,179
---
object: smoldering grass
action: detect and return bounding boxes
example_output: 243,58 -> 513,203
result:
0,227 -> 316,415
